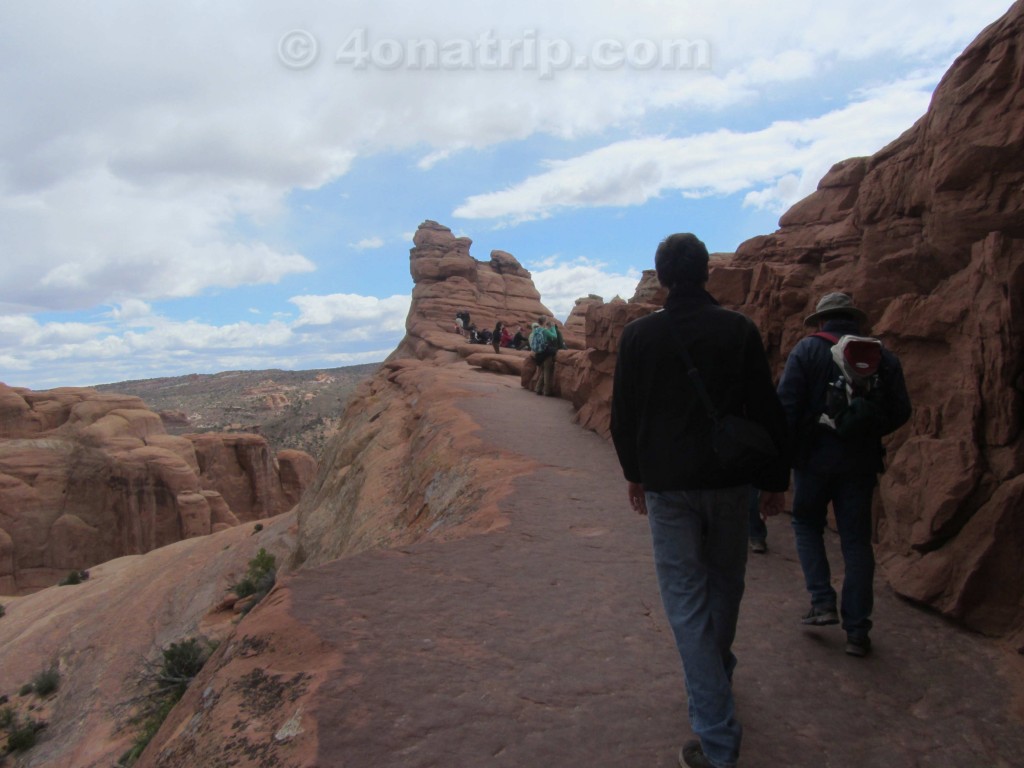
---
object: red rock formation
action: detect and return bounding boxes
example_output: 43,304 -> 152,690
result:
293,360 -> 533,569
0,383 -> 315,594
561,2 -> 1024,647
389,220 -> 558,363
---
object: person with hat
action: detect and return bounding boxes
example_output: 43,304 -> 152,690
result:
611,233 -> 789,768
765,292 -> 911,658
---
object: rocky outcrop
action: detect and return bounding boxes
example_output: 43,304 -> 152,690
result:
292,223 -> 571,568
293,360 -> 533,569
389,221 -> 558,363
560,2 -> 1024,647
0,383 -> 315,594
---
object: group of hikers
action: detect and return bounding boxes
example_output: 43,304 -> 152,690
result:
610,233 -> 912,768
454,311 -> 532,352
453,311 -> 568,397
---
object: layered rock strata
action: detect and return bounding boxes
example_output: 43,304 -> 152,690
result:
0,383 -> 315,594
389,220 -> 559,363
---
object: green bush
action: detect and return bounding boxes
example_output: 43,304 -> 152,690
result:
57,570 -> 88,586
32,666 -> 60,697
232,548 -> 277,605
117,637 -> 213,766
158,640 -> 206,700
0,603 -> 5,618
0,706 -> 15,728
18,684 -> 32,696
6,718 -> 42,752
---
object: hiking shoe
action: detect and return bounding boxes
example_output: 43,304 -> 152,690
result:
679,740 -> 717,768
845,635 -> 872,657
801,605 -> 839,625
750,539 -> 767,554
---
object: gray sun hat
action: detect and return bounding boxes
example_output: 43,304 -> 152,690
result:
803,292 -> 868,326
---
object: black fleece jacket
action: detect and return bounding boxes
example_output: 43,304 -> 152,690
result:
610,285 -> 790,492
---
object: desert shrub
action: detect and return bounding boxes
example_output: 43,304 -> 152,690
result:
18,684 -> 32,696
117,637 -> 214,766
57,570 -> 88,586
119,696 -> 176,765
0,706 -> 14,728
158,640 -> 206,700
31,666 -> 60,697
6,717 -> 43,752
253,523 -> 263,533
232,548 -> 277,605
0,603 -> 5,618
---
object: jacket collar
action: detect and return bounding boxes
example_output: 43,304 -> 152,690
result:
664,283 -> 720,310
821,318 -> 861,336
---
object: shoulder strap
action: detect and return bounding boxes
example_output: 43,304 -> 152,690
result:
812,331 -> 840,344
666,315 -> 721,422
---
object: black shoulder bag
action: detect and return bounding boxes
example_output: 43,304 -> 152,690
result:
669,323 -> 779,483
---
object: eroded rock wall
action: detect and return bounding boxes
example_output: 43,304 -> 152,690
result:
293,360 -> 532,569
389,220 -> 558,362
0,383 -> 315,594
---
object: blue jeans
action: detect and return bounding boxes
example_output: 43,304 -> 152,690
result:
646,487 -> 750,768
790,469 -> 876,639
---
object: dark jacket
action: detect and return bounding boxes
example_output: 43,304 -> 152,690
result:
776,318 -> 911,475
610,285 -> 790,492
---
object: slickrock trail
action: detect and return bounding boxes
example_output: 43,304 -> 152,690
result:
283,368 -> 1023,768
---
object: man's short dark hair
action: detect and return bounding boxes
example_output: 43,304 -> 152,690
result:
655,233 -> 710,288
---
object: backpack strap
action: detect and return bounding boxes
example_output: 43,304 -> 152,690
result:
812,331 -> 840,344
665,315 -> 722,422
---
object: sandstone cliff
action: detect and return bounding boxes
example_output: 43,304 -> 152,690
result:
389,220 -> 558,364
0,383 -> 315,594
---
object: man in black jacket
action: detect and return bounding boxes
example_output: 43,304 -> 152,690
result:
611,233 -> 788,768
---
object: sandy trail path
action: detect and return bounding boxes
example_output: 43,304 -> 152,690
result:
291,367 -> 1024,768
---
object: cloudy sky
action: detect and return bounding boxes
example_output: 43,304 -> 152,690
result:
0,1 -> 1013,389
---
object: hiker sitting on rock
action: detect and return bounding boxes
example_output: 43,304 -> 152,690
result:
511,325 -> 528,350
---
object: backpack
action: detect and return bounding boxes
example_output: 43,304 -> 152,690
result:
529,327 -> 550,354
814,332 -> 886,438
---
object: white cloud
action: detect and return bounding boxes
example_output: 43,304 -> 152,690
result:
291,293 -> 411,332
1,168 -> 316,313
417,149 -> 456,170
453,75 -> 936,222
0,0 -> 1012,386
527,258 -> 642,319
0,291 -> 410,388
351,237 -> 386,250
